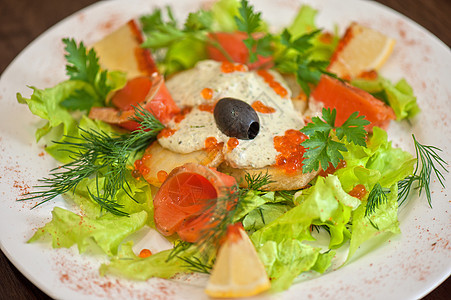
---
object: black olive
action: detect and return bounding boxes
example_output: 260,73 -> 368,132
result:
213,98 -> 260,140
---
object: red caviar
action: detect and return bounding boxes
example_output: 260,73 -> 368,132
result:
201,87 -> 214,100
157,128 -> 177,138
227,138 -> 239,150
138,249 -> 152,258
142,154 -> 152,162
221,61 -> 246,73
251,100 -> 276,114
319,32 -> 334,44
157,170 -> 168,183
132,169 -> 141,178
205,137 -> 220,150
198,103 -> 215,113
273,129 -> 308,174
358,70 -> 378,80
318,160 -> 347,177
134,159 -> 144,169
133,157 -> 151,177
174,107 -> 193,123
140,167 -> 150,176
257,69 -> 288,97
348,184 -> 368,200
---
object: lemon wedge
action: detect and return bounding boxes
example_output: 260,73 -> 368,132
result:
205,224 -> 270,298
328,22 -> 396,79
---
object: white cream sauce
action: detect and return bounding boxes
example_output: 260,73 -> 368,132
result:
159,60 -> 305,169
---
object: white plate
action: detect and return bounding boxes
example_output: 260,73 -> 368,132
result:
1,0 -> 450,299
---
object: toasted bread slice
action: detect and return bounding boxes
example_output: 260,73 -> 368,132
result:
92,20 -> 158,78
141,141 -> 224,187
218,163 -> 318,191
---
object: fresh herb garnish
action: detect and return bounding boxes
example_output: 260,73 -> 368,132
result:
276,29 -> 337,96
300,108 -> 370,173
168,240 -> 213,274
234,0 -> 272,63
365,183 -> 390,217
139,7 -> 216,70
178,255 -> 213,274
60,38 -> 118,111
398,135 -> 448,207
241,172 -> 273,193
19,106 -> 164,216
141,8 -> 213,48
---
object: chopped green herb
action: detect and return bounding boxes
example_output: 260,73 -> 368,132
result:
61,38 -> 117,111
398,135 -> 448,207
300,108 -> 370,173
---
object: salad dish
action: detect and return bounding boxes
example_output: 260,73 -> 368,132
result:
1,0 -> 450,299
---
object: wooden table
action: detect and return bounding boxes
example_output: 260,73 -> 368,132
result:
0,0 -> 449,299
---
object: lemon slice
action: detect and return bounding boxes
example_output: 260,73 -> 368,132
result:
205,224 -> 270,298
327,22 -> 396,79
92,20 -> 157,79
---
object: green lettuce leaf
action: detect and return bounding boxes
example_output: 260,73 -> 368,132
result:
210,0 -> 240,32
17,81 -> 83,142
347,184 -> 401,260
234,191 -> 291,219
28,207 -> 147,256
100,242 -> 194,280
257,239 -> 322,292
352,76 -> 420,120
45,114 -> 120,163
69,169 -> 155,226
277,4 -> 339,62
332,127 -> 415,261
311,250 -> 336,274
17,72 -> 125,163
160,37 -> 208,75
294,175 -> 360,248
242,203 -> 291,232
251,175 -> 360,250
336,127 -> 416,192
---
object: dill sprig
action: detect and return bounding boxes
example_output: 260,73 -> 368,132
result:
178,255 -> 213,274
235,0 -> 272,63
19,106 -> 164,216
167,240 -> 214,274
241,172 -> 274,194
196,187 -> 240,253
398,134 -> 448,207
276,190 -> 297,202
365,183 -> 390,217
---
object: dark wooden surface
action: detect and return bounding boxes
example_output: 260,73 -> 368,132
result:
0,0 -> 449,299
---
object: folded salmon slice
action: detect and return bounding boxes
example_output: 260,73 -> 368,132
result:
153,164 -> 237,242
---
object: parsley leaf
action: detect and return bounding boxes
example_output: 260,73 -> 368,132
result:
275,29 -> 334,97
64,38 -> 99,84
60,89 -> 96,111
61,38 -> 117,111
235,0 -> 261,33
280,28 -> 319,52
301,131 -> 347,172
185,10 -> 214,32
336,111 -> 369,146
141,7 -> 213,48
300,108 -> 370,173
140,7 -> 213,73
234,0 -> 271,63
